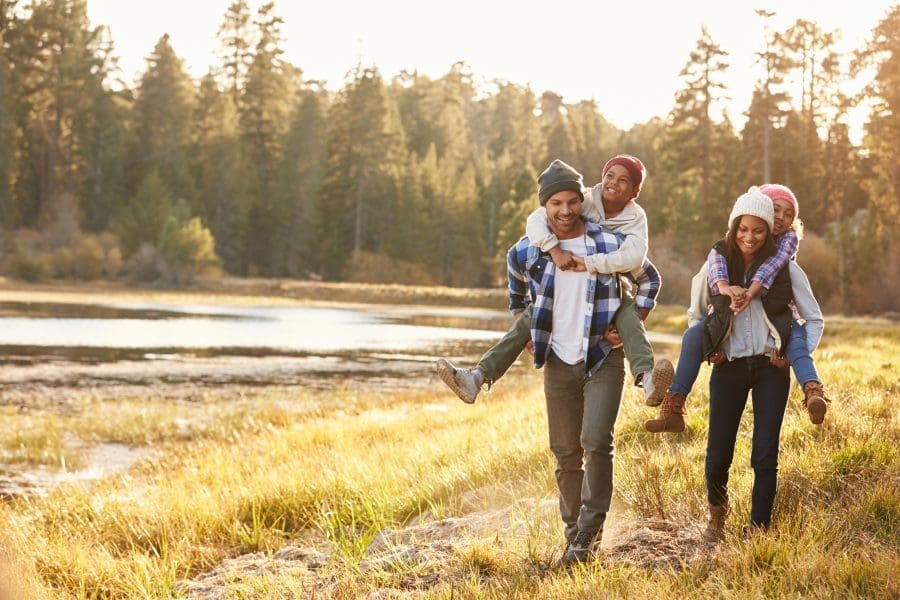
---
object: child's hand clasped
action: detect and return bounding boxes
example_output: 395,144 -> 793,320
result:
549,246 -> 578,271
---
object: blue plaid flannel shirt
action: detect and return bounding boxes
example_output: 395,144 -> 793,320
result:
506,220 -> 661,376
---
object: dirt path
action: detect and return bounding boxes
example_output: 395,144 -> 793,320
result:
175,495 -> 714,598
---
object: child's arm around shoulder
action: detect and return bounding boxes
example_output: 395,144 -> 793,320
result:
746,229 -> 799,301
525,206 -> 578,269
707,246 -> 729,295
525,206 -> 557,252
525,186 -> 604,251
583,201 -> 648,274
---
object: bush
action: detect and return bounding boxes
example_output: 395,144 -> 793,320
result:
123,244 -> 168,283
105,246 -> 123,278
158,217 -> 220,284
5,251 -> 51,282
72,235 -> 105,280
50,246 -> 76,278
342,250 -> 439,286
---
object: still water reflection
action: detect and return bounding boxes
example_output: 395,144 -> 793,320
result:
0,300 -> 507,358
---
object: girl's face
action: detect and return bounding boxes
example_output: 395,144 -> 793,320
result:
736,215 -> 769,260
772,198 -> 795,235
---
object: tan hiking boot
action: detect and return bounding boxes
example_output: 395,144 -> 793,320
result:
643,358 -> 674,407
704,503 -> 729,542
644,391 -> 686,433
803,381 -> 829,425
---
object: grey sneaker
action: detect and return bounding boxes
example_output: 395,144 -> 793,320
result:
643,358 -> 674,407
435,359 -> 483,404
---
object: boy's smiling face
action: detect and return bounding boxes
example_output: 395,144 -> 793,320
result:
601,164 -> 636,204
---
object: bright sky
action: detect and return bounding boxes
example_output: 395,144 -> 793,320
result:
86,0 -> 895,143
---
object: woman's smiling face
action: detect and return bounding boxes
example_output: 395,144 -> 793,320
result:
736,215 -> 770,259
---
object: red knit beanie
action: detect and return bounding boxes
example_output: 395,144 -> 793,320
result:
602,154 -> 647,197
759,183 -> 799,217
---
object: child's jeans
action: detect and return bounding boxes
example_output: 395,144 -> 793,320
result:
669,319 -> 704,396
669,318 -> 820,397
476,293 -> 654,385
785,321 -> 820,387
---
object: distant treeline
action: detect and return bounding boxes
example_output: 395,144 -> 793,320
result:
0,1 -> 898,313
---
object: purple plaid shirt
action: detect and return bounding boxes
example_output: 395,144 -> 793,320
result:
708,229 -> 799,294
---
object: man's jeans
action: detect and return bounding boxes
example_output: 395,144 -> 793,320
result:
477,296 -> 652,385
544,348 -> 625,540
706,355 -> 789,528
670,318 -> 819,397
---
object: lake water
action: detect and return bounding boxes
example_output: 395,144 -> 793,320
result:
0,299 -> 517,401
0,301 -> 506,355
0,298 -> 680,402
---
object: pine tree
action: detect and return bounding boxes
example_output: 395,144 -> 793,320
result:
0,0 -> 18,227
320,66 -> 406,279
780,19 -> 840,220
272,89 -> 327,277
77,27 -> 128,232
216,0 -> 253,108
539,91 -> 575,166
855,4 -> 900,224
747,9 -> 793,182
191,72 -> 248,274
130,34 -> 197,209
9,0 -> 116,228
392,63 -> 476,163
115,170 -> 173,255
662,26 -> 731,248
469,82 -> 541,269
239,1 -> 299,274
567,99 -> 619,184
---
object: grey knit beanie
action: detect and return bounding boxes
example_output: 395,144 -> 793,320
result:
538,159 -> 585,206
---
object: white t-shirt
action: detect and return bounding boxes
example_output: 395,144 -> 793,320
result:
550,237 -> 590,364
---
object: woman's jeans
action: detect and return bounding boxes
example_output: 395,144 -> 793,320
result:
705,355 -> 790,527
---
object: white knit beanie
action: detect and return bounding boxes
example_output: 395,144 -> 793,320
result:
728,186 -> 775,233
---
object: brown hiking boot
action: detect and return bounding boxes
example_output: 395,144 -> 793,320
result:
644,391 -> 686,433
704,503 -> 729,542
803,381 -> 829,425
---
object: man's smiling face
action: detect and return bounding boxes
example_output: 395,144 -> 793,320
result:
545,189 -> 584,239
